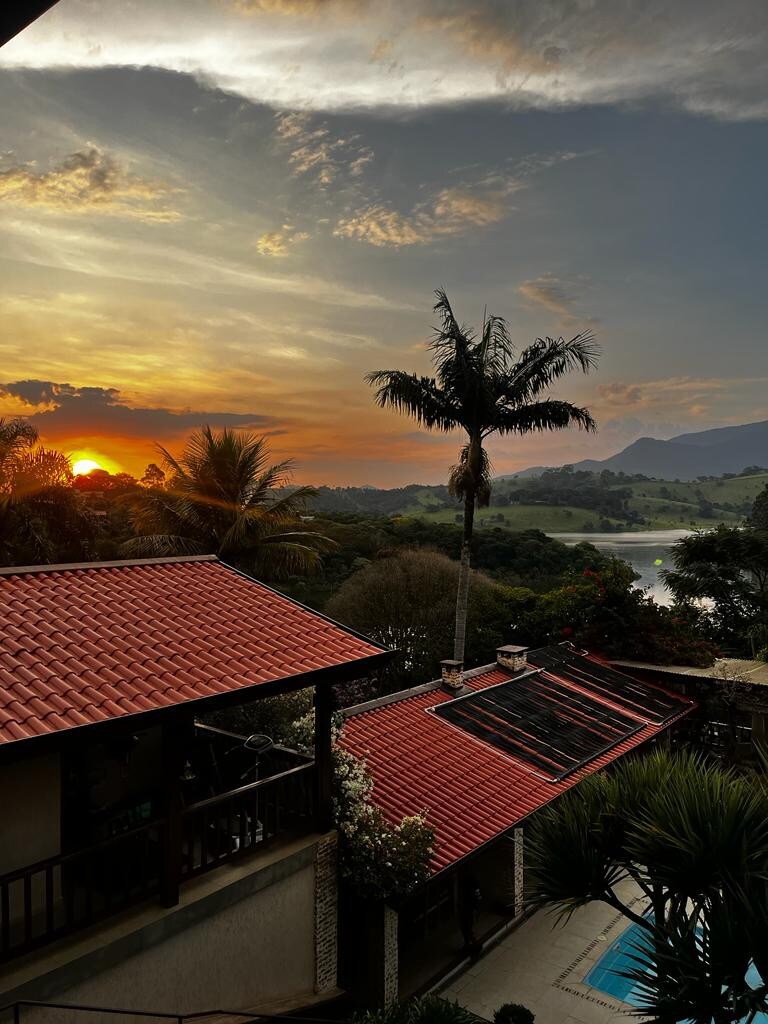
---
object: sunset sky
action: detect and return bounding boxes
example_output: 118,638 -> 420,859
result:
1,1 -> 767,485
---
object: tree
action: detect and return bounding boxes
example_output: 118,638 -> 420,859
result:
527,749 -> 768,1024
0,417 -> 39,474
507,560 -> 717,666
0,434 -> 94,566
367,290 -> 597,664
124,426 -> 329,578
661,525 -> 768,658
748,484 -> 768,531
326,549 -> 514,691
141,462 -> 166,489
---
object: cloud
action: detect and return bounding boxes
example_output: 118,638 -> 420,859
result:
230,0 -> 365,14
596,382 -> 645,406
3,1 -> 766,119
274,112 -> 373,186
335,182 -> 519,247
593,376 -> 768,423
0,148 -> 182,221
0,216 -> 407,310
0,380 -> 277,441
516,273 -> 592,325
256,225 -> 310,256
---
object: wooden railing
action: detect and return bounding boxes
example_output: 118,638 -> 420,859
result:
0,762 -> 316,963
0,821 -> 164,961
181,762 -> 316,878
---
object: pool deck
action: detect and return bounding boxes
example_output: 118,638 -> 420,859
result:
439,881 -> 646,1024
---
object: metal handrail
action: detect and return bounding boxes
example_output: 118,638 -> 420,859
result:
1,1000 -> 342,1024
182,762 -> 314,815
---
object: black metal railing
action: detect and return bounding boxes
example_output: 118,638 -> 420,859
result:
1,1000 -> 341,1024
0,762 -> 316,963
181,762 -> 316,878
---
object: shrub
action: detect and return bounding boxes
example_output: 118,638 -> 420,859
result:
493,1005 -> 535,1024
354,996 -> 480,1024
284,710 -> 434,900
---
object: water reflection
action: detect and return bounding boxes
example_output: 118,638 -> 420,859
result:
549,530 -> 691,606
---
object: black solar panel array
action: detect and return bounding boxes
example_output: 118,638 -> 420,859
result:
528,645 -> 681,724
433,671 -> 644,780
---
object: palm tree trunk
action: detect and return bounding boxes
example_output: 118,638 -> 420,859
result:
454,490 -> 475,663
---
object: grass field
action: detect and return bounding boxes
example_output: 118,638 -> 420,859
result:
404,472 -> 768,532
412,505 -> 625,532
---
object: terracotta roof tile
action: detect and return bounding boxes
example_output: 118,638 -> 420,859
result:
340,650 -> 694,874
0,557 -> 385,746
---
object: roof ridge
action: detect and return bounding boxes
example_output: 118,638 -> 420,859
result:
341,661 -> 505,718
0,554 -> 219,578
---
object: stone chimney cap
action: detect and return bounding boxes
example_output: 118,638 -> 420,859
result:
440,659 -> 464,695
497,644 -> 529,656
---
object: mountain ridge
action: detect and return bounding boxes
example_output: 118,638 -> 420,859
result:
501,418 -> 768,481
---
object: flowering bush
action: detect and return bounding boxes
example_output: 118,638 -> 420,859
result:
285,710 -> 434,899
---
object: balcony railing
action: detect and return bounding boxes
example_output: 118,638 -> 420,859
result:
181,762 -> 316,878
0,762 -> 316,963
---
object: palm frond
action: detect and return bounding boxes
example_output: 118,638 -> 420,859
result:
501,333 -> 599,404
365,370 -> 459,431
494,399 -> 596,436
121,534 -> 208,558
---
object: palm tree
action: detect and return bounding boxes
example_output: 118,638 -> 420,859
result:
0,417 -> 39,481
125,426 -> 329,578
366,289 -> 598,663
527,749 -> 768,1023
0,424 -> 94,566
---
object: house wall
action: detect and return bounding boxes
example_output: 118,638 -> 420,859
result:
0,835 -> 336,1021
0,752 -> 61,875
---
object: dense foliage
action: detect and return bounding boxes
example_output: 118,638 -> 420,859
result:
662,503 -> 768,659
0,418 -> 94,566
507,560 -> 717,667
285,710 -> 434,899
353,997 -> 480,1024
326,550 -> 519,690
527,749 -> 768,1023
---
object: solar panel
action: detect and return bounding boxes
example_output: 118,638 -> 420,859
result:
433,671 -> 644,780
528,646 -> 681,724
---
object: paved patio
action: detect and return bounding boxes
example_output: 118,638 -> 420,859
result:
439,882 -> 646,1024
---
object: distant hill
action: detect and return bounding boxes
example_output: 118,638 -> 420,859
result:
503,419 -> 768,481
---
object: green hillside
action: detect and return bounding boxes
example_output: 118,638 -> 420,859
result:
311,470 -> 768,532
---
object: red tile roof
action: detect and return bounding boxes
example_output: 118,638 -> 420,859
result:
0,556 -> 386,747
340,651 -> 693,873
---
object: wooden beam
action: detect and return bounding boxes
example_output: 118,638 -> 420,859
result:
314,684 -> 334,833
1,2 -> 61,48
160,715 -> 189,907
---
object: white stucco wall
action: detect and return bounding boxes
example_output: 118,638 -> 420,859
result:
0,753 -> 61,876
48,860 -> 317,1014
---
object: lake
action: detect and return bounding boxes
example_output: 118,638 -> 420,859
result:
549,530 -> 691,605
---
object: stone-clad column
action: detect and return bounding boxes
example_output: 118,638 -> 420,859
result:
314,834 -> 339,993
513,827 -> 525,918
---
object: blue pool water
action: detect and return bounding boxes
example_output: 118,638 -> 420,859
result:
585,920 -> 768,1022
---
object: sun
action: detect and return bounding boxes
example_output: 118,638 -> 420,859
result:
72,458 -> 102,476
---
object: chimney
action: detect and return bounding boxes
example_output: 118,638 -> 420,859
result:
440,659 -> 464,695
496,644 -> 529,673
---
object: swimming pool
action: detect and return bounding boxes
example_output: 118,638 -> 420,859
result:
585,919 -> 768,1022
